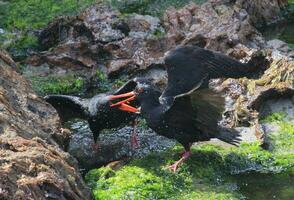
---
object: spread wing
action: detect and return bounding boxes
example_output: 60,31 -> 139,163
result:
161,45 -> 248,99
164,88 -> 225,138
44,95 -> 90,122
164,88 -> 241,145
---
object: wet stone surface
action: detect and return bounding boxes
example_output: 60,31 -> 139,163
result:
66,119 -> 176,170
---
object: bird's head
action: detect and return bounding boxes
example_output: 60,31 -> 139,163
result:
133,78 -> 159,100
109,78 -> 160,114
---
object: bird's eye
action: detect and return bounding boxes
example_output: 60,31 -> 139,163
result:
138,88 -> 144,93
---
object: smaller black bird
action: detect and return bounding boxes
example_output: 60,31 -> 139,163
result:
44,80 -> 140,147
111,45 -> 268,171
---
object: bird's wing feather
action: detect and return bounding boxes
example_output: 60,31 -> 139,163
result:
189,88 -> 225,134
44,95 -> 90,122
162,87 -> 226,144
161,46 -> 247,99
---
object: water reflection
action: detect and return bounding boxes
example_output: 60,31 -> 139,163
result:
235,172 -> 294,200
260,21 -> 294,49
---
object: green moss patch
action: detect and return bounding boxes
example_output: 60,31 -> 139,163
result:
1,0 -> 97,31
27,74 -> 84,96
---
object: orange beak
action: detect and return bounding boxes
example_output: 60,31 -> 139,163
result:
109,91 -> 136,100
109,91 -> 139,113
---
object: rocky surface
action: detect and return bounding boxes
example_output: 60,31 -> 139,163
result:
29,3 -> 174,78
66,120 -> 176,170
0,52 -> 91,199
27,0 -> 290,81
266,39 -> 294,57
164,0 -> 289,53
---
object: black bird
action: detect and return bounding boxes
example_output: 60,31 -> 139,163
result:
44,80 -> 140,147
111,45 -> 268,171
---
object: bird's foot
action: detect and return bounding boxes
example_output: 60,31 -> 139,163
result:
92,143 -> 101,152
131,134 -> 139,149
167,161 -> 181,172
166,151 -> 191,172
131,119 -> 139,149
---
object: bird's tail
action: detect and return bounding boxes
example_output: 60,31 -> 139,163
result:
216,127 -> 241,146
44,95 -> 89,122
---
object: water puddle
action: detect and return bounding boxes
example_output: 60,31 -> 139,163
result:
234,172 -> 294,200
260,21 -> 294,48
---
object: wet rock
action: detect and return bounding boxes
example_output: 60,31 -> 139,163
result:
31,0 -> 288,79
234,0 -> 286,26
164,1 -> 266,52
0,52 -> 91,199
260,96 -> 294,150
30,3 -> 176,78
267,39 -> 294,55
38,38 -> 104,69
105,36 -> 174,78
259,98 -> 294,121
29,3 -> 124,69
126,14 -> 163,39
249,85 -> 294,114
38,16 -> 94,50
66,120 -> 176,170
29,0 -> 289,80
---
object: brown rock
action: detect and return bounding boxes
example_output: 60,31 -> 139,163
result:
0,52 -> 91,199
38,16 -> 94,50
164,1 -> 266,52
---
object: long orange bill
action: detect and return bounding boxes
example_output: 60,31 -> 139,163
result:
110,96 -> 136,107
109,91 -> 135,100
118,103 -> 140,113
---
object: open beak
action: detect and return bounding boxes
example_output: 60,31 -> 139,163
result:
109,91 -> 140,113
109,91 -> 135,100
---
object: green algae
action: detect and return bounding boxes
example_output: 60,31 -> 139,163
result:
86,112 -> 294,200
27,74 -> 84,96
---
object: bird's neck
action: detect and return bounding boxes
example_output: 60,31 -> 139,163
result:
141,96 -> 160,113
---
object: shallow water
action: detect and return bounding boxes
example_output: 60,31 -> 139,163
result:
235,172 -> 294,200
261,21 -> 294,48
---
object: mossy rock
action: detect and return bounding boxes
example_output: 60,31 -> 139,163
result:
0,0 -> 97,58
86,112 -> 294,199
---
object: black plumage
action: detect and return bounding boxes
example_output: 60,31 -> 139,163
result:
112,45 -> 268,171
44,80 -> 138,142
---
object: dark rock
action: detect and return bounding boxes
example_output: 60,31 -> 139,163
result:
260,96 -> 293,150
249,84 -> 294,112
234,0 -> 287,27
38,16 -> 94,50
39,38 -> 104,69
66,120 -> 176,170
